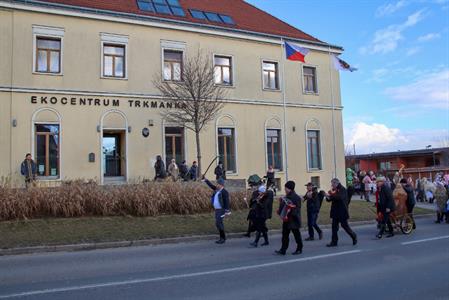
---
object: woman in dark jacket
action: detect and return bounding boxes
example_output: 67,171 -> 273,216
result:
153,155 -> 166,181
376,176 -> 396,238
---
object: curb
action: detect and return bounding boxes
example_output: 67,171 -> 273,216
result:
0,214 -> 434,256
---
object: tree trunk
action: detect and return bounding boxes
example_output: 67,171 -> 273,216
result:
195,129 -> 202,176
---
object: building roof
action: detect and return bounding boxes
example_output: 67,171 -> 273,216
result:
13,0 -> 336,47
346,147 -> 449,160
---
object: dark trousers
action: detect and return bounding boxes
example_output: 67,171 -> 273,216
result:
331,218 -> 356,244
307,211 -> 322,238
407,204 -> 416,228
378,211 -> 393,236
215,209 -> 226,239
280,222 -> 303,252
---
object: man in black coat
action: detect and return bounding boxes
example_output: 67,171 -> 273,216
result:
326,178 -> 357,247
203,177 -> 230,244
249,185 -> 273,247
376,176 -> 396,238
304,183 -> 323,241
400,178 -> 416,229
275,181 -> 303,255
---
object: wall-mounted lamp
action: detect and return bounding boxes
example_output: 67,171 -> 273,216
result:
148,120 -> 154,127
292,126 -> 296,132
12,119 -> 17,127
96,125 -> 101,132
128,126 -> 132,133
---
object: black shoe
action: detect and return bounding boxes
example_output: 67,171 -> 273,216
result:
215,239 -> 225,244
318,232 -> 323,240
305,237 -> 314,241
292,249 -> 302,255
386,233 -> 394,238
352,235 -> 358,246
249,242 -> 258,248
326,243 -> 337,247
274,250 -> 286,255
260,241 -> 269,246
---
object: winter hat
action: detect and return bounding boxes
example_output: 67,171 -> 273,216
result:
258,185 -> 266,193
217,178 -> 225,186
285,181 -> 296,191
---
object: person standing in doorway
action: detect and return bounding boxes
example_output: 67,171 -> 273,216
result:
20,153 -> 37,188
275,181 -> 303,255
304,183 -> 323,241
326,178 -> 357,247
376,176 -> 395,239
203,176 -> 230,244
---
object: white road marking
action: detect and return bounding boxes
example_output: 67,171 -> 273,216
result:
401,235 -> 449,245
0,250 -> 361,299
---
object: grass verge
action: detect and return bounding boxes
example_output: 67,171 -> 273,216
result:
0,201 -> 432,249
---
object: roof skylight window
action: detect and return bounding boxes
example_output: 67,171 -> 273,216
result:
136,0 -> 185,17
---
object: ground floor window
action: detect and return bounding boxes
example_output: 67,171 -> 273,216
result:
165,127 -> 184,166
266,129 -> 283,170
35,124 -> 60,177
307,130 -> 322,170
218,127 -> 236,173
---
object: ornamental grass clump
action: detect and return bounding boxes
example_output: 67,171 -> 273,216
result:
0,181 -> 248,221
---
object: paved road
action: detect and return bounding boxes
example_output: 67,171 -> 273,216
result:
0,218 -> 448,300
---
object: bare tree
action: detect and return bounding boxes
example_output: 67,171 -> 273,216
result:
153,49 -> 227,175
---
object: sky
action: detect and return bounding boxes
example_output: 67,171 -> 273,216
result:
247,0 -> 449,154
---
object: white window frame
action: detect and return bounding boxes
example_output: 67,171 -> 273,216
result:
212,53 -> 235,87
32,25 -> 65,76
100,33 -> 129,80
305,118 -> 324,172
161,40 -> 186,82
161,120 -> 188,167
215,115 -> 238,176
301,64 -> 319,95
261,59 -> 281,92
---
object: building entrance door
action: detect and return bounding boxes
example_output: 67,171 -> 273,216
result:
103,133 -> 122,177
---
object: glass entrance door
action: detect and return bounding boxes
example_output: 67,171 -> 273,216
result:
103,133 -> 122,177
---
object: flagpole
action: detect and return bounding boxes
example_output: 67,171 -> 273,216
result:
280,37 -> 289,181
328,45 -> 337,178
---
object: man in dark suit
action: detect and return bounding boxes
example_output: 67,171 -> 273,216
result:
376,176 -> 396,239
326,178 -> 357,247
275,181 -> 303,255
203,177 -> 230,244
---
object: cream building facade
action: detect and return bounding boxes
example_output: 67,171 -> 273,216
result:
0,0 -> 346,189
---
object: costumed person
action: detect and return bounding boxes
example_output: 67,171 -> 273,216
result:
363,172 -> 372,202
326,178 -> 357,247
214,161 -> 226,181
304,182 -> 324,241
179,160 -> 188,181
249,185 -> 273,247
265,165 -> 276,196
167,158 -> 179,181
376,176 -> 396,239
153,155 -> 167,181
416,178 -> 425,202
275,181 -> 303,255
400,178 -> 416,229
20,153 -> 37,188
203,176 -> 230,244
423,177 -> 436,203
346,168 -> 356,204
434,181 -> 448,224
359,171 -> 366,199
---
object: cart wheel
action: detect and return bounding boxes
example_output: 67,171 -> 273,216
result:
400,215 -> 414,234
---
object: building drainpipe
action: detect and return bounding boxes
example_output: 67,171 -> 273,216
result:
280,38 -> 289,182
9,10 -> 15,177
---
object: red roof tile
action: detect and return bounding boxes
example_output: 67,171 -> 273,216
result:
28,0 -> 326,44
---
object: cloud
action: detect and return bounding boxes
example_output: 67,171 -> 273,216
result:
417,32 -> 441,42
376,0 -> 408,17
405,47 -> 421,56
385,69 -> 449,109
360,10 -> 427,55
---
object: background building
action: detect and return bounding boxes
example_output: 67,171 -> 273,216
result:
0,0 -> 346,189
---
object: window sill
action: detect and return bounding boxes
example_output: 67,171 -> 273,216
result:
262,88 -> 282,93
307,168 -> 324,173
32,72 -> 63,76
215,83 -> 235,88
303,91 -> 319,96
101,76 -> 128,81
36,177 -> 61,181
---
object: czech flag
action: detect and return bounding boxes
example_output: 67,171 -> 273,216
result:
284,41 -> 310,63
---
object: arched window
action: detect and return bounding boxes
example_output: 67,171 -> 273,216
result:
216,115 -> 237,173
305,118 -> 322,170
32,108 -> 61,178
265,117 -> 283,171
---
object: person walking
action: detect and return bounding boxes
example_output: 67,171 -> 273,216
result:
167,159 -> 179,182
400,178 -> 416,229
214,162 -> 226,181
153,155 -> 167,181
304,183 -> 323,241
203,176 -> 230,244
275,181 -> 303,255
376,176 -> 395,239
188,161 -> 198,181
363,172 -> 372,202
434,181 -> 448,223
179,160 -> 188,181
20,153 -> 37,188
326,178 -> 357,247
249,185 -> 272,247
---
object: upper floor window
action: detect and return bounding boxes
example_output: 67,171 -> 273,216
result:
163,50 -> 183,81
307,130 -> 322,170
214,55 -> 233,85
262,61 -> 279,90
103,44 -> 126,78
35,37 -> 61,74
303,66 -> 318,93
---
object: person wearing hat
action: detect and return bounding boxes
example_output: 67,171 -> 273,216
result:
400,178 -> 416,229
376,176 -> 395,239
275,180 -> 303,255
326,178 -> 357,247
203,176 -> 230,244
304,182 -> 323,241
249,185 -> 272,247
